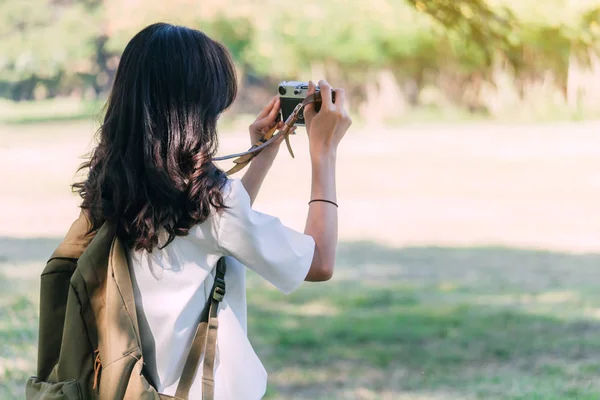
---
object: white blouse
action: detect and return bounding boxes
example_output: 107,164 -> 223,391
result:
128,178 -> 315,399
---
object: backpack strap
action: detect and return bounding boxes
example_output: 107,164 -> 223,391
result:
175,257 -> 227,400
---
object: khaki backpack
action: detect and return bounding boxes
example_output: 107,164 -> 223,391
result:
26,213 -> 226,400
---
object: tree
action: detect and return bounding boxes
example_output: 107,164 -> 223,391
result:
0,0 -> 107,100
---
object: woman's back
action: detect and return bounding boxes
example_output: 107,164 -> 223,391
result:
129,179 -> 314,398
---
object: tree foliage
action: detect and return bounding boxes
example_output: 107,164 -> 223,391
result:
0,0 -> 598,113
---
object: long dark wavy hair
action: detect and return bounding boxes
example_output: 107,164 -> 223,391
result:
73,23 -> 237,252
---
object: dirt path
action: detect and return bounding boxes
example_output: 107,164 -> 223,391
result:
2,120 -> 600,252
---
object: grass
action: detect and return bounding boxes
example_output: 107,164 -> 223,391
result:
1,118 -> 600,398
3,242 -> 600,399
0,98 -> 105,125
247,244 -> 600,399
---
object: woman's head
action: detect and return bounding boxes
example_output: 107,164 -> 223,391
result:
73,23 -> 237,251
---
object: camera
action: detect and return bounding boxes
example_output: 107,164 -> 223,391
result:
278,81 -> 336,126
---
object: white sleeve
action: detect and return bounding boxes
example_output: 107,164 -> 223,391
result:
216,179 -> 315,294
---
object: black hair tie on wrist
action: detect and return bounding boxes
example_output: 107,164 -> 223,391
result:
308,199 -> 338,208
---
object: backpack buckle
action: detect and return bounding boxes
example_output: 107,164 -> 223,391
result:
212,277 -> 226,302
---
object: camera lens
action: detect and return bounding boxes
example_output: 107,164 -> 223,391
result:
278,86 -> 286,95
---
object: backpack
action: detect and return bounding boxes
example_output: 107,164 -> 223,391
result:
25,213 -> 227,400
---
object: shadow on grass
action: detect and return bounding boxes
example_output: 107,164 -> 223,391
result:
246,242 -> 600,400
0,237 -> 61,263
2,238 -> 600,399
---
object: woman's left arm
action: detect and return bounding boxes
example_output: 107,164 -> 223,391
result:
241,155 -> 278,205
241,96 -> 290,205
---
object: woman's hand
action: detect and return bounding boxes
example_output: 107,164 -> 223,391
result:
242,96 -> 293,205
248,95 -> 295,166
303,80 -> 352,158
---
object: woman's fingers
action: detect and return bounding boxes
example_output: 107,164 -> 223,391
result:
304,80 -> 317,125
333,88 -> 345,109
318,80 -> 332,108
258,98 -> 280,128
256,95 -> 278,119
252,97 -> 281,135
266,97 -> 280,122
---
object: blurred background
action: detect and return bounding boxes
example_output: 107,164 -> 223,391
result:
1,0 -> 600,399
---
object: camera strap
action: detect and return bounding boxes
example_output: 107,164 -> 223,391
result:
213,93 -> 322,175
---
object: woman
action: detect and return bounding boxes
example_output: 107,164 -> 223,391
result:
73,22 -> 351,399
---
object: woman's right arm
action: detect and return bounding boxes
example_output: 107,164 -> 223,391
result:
302,80 -> 352,282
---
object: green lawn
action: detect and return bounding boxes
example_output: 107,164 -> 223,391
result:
250,244 -> 600,400
2,241 -> 600,399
